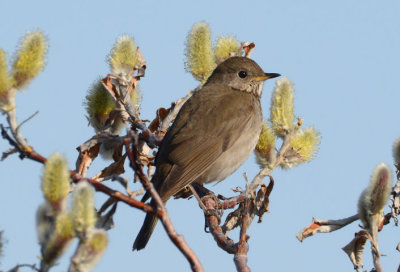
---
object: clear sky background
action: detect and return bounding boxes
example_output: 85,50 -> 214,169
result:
0,1 -> 399,271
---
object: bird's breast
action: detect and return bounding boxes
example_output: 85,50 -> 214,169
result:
196,107 -> 262,184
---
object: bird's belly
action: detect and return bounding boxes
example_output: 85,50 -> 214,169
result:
198,128 -> 261,183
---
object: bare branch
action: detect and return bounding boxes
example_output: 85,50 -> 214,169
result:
6,263 -> 40,272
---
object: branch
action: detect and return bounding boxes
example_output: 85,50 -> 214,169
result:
123,134 -> 204,272
6,263 -> 40,272
1,124 -> 159,216
159,91 -> 194,135
234,197 -> 250,272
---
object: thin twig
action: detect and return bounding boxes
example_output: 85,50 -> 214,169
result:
189,185 -> 208,212
16,110 -> 39,132
159,91 -> 194,134
248,118 -> 303,192
6,263 -> 40,272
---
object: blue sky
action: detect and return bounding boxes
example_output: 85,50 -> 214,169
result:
0,0 -> 399,271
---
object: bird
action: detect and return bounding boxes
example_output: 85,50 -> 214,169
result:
133,56 -> 280,250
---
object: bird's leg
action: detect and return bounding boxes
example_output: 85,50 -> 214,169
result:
189,184 -> 224,229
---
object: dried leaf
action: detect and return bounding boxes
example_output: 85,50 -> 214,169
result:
222,207 -> 241,235
148,107 -> 171,133
101,77 -> 118,98
112,142 -> 124,162
92,154 -> 127,180
76,133 -> 123,176
296,215 -> 359,242
241,42 -> 255,57
256,178 -> 274,223
134,47 -> 146,79
76,143 -> 101,176
342,231 -> 370,268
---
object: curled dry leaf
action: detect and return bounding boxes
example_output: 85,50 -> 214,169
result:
256,177 -> 274,223
76,133 -> 123,176
296,214 -> 359,242
76,143 -> 101,176
342,231 -> 370,268
92,154 -> 127,181
101,77 -> 118,99
378,213 -> 392,231
222,205 -> 242,235
221,178 -> 274,234
241,42 -> 255,58
134,47 -> 146,78
148,107 -> 172,133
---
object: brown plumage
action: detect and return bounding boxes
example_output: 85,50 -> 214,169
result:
133,56 -> 280,250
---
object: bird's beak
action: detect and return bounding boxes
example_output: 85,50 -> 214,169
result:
250,73 -> 281,82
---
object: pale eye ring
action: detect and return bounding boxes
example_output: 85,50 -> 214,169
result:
238,71 -> 247,78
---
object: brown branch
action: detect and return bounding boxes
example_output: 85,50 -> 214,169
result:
202,196 -> 238,254
220,195 -> 246,210
234,197 -> 250,272
1,124 -> 159,216
123,135 -> 204,272
135,122 -> 163,148
1,124 -> 46,162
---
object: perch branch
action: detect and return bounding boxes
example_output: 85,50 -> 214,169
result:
124,134 -> 204,272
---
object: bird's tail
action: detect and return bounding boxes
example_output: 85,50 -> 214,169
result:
133,211 -> 159,251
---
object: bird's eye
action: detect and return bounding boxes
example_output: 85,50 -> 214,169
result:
238,71 -> 247,78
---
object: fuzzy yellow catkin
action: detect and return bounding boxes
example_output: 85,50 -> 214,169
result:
290,127 -> 320,162
55,213 -> 75,239
358,163 -> 392,228
84,78 -> 140,133
0,49 -> 13,95
12,30 -> 47,89
72,229 -> 108,272
270,77 -> 295,138
255,122 -> 276,167
71,182 -> 97,234
214,36 -> 241,64
108,35 -> 138,75
256,123 -> 275,152
185,22 -> 216,83
0,50 -> 16,112
88,229 -> 108,252
40,213 -> 75,270
84,79 -> 116,131
42,153 -> 70,211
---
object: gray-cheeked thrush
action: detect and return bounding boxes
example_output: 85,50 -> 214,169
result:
133,56 -> 280,250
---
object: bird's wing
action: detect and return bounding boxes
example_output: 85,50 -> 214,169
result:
154,84 -> 260,200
